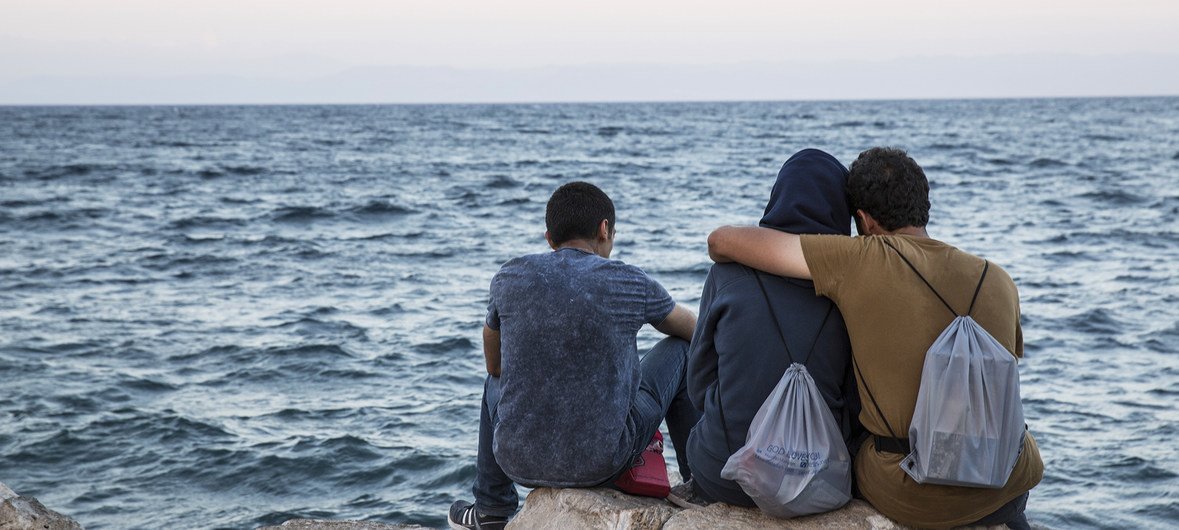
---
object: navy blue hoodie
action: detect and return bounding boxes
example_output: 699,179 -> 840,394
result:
685,149 -> 862,505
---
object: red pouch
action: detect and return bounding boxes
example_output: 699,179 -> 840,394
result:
613,430 -> 671,497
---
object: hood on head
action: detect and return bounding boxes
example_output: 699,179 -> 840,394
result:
759,148 -> 851,236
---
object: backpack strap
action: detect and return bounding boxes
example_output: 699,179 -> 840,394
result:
713,270 -> 833,457
752,270 -> 833,366
967,261 -> 990,316
715,376 -> 734,455
851,353 -> 903,445
881,237 -> 990,315
862,239 -> 994,454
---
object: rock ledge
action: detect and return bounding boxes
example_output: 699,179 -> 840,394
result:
0,482 -> 84,530
271,486 -> 1011,529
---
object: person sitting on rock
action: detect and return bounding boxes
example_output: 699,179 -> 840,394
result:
667,149 -> 862,509
705,147 -> 1044,529
448,181 -> 699,530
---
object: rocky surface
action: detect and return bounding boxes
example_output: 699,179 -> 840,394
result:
0,482 -> 84,530
263,486 -> 1011,529
507,487 -> 680,529
663,498 -> 921,529
257,520 -> 429,530
507,487 -> 924,530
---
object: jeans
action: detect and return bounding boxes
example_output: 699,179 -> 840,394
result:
472,337 -> 700,518
968,491 -> 1031,530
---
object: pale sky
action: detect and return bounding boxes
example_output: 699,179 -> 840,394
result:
1,0 -> 1177,103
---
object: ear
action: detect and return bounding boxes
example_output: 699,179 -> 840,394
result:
545,230 -> 558,250
597,219 -> 611,241
856,210 -> 884,235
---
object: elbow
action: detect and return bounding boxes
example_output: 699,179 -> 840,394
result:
707,229 -> 727,262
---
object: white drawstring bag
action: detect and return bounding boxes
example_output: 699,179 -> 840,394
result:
719,272 -> 851,518
900,315 -> 1025,487
721,362 -> 852,518
881,240 -> 1026,488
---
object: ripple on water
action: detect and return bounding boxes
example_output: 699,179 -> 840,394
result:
272,206 -> 336,223
347,200 -> 416,219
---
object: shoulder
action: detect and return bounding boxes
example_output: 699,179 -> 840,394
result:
979,258 -> 1019,297
799,235 -> 874,289
919,239 -> 1021,301
491,252 -> 548,281
799,234 -> 873,262
706,262 -> 753,290
706,262 -> 815,296
600,258 -> 659,283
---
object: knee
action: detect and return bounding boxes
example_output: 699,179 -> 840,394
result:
657,336 -> 690,356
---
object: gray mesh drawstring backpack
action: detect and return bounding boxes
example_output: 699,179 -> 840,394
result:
866,239 -> 1026,488
719,272 -> 852,518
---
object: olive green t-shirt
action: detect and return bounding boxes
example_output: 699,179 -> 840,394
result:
800,234 -> 1044,529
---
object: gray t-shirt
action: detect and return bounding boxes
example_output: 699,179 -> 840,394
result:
486,247 -> 676,486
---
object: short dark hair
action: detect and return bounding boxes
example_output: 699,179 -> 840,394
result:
545,181 -> 615,246
847,147 -> 930,231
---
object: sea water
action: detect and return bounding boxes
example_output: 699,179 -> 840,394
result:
1,98 -> 1177,529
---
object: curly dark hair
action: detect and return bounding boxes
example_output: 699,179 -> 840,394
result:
545,181 -> 615,246
846,147 -> 930,231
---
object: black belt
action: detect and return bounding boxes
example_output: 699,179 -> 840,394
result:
874,425 -> 1029,455
874,435 -> 910,455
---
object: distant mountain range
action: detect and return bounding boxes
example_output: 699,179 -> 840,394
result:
1,53 -> 1175,104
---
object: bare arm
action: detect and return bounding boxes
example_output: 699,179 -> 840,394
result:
483,324 -> 502,377
654,304 -> 697,341
707,226 -> 812,280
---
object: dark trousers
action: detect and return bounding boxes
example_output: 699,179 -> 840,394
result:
472,337 -> 700,518
969,491 -> 1031,530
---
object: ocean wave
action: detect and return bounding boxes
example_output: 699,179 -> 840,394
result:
497,197 -> 530,206
1030,157 -> 1068,168
1077,189 -> 1145,206
368,304 -> 406,316
0,197 -> 68,208
121,376 -> 178,393
1062,308 -> 1124,335
15,207 -> 110,226
929,142 -> 970,151
348,200 -> 416,218
1082,134 -> 1125,142
273,317 -> 369,342
22,163 -> 116,180
261,343 -> 355,358
1101,456 -> 1178,481
273,206 -> 336,223
181,233 -> 226,243
413,337 -> 475,354
168,215 -> 247,230
485,175 -> 522,189
139,253 -> 240,272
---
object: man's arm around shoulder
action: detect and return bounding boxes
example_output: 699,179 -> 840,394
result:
707,226 -> 812,280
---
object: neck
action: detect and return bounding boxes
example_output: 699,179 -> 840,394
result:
558,239 -> 597,253
881,226 -> 930,238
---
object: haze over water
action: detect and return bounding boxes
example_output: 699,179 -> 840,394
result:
1,98 -> 1177,529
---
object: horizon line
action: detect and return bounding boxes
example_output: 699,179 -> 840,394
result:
2,93 -> 1177,108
